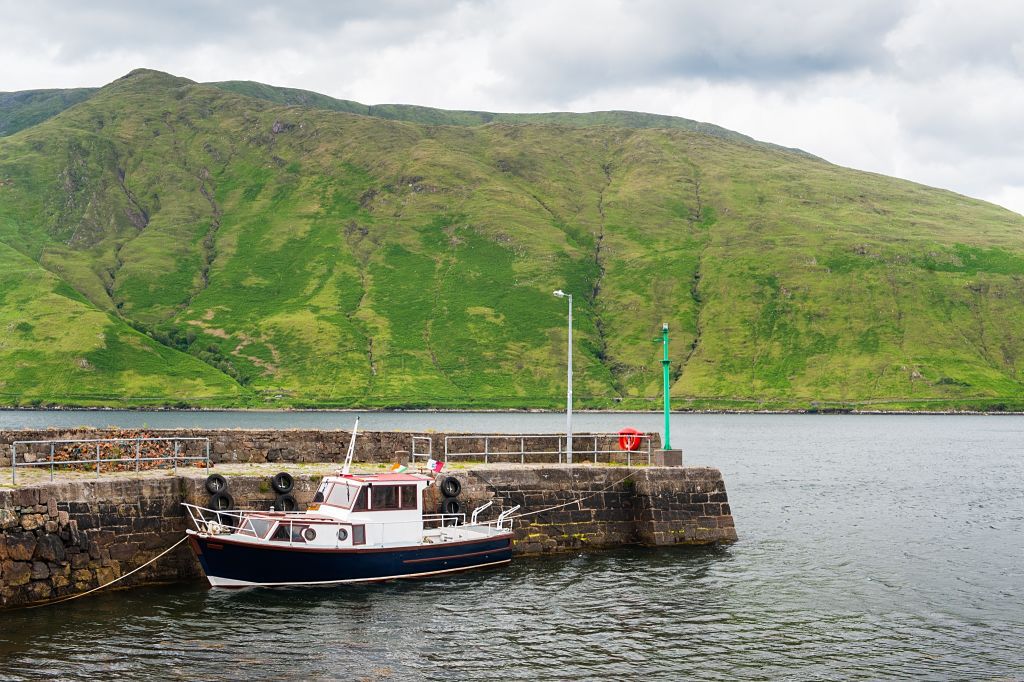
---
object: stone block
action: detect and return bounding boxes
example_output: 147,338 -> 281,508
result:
6,534 -> 37,561
30,561 -> 49,580
70,552 -> 90,569
651,449 -> 684,467
27,580 -> 52,602
44,520 -> 58,533
12,487 -> 39,508
20,514 -> 44,532
47,497 -> 57,519
72,568 -> 92,583
52,574 -> 70,589
109,542 -> 140,562
0,508 -> 18,530
3,560 -> 31,586
95,563 -> 120,585
34,534 -> 66,562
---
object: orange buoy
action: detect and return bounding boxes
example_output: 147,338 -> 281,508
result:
618,427 -> 642,451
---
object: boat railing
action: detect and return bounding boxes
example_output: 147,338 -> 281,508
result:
422,512 -> 465,528
424,504 -> 519,531
437,433 -> 655,465
183,502 -> 261,537
11,436 -> 211,484
470,500 -> 493,523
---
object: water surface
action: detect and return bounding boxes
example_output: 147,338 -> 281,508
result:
1,415 -> 1021,680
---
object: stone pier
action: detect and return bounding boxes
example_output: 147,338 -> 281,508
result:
1,428 -> 736,609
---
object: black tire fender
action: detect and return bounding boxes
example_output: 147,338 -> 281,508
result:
440,476 -> 461,498
208,491 -> 234,511
205,473 -> 228,495
271,471 -> 294,494
441,497 -> 462,515
274,493 -> 298,512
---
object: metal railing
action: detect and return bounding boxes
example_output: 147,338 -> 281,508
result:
11,436 -> 211,484
438,433 -> 654,466
422,503 -> 519,531
411,436 -> 433,462
184,503 -> 259,537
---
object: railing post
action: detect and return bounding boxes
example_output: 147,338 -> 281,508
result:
11,444 -> 17,485
135,438 -> 141,473
96,443 -> 100,477
521,437 -> 525,464
558,437 -> 562,464
50,443 -> 55,482
173,441 -> 179,474
484,436 -> 489,464
205,439 -> 211,470
594,435 -> 598,464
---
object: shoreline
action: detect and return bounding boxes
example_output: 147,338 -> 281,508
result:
1,405 -> 1023,416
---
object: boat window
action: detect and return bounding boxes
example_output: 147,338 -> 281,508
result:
313,480 -> 329,503
353,487 -> 369,511
248,518 -> 274,538
326,483 -> 358,508
398,485 -> 418,510
352,524 -> 366,545
270,523 -> 308,543
371,485 -> 399,510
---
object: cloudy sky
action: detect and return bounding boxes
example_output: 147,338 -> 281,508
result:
2,0 -> 1022,214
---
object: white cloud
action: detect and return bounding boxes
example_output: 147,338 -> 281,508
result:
0,0 -> 1021,215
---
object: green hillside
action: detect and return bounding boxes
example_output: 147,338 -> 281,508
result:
1,68 -> 1023,411
0,88 -> 98,137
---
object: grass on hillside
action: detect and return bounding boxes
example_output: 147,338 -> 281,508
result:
1,69 -> 1024,411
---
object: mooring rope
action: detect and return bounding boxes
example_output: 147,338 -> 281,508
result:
501,471 -> 635,521
25,535 -> 189,609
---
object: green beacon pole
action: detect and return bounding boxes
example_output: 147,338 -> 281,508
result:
661,322 -> 671,450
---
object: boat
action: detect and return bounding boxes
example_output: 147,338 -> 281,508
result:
183,471 -> 517,587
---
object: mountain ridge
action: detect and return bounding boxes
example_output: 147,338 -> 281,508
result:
2,69 -> 814,159
1,68 -> 1023,411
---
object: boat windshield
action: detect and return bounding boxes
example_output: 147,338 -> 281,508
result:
325,482 -> 361,509
247,517 -> 274,538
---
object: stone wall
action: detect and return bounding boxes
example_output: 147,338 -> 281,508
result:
427,466 -> 736,552
0,479 -> 199,608
1,428 -> 657,468
2,465 -> 734,608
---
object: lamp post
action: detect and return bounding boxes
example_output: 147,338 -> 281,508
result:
661,322 -> 671,450
553,289 -> 573,464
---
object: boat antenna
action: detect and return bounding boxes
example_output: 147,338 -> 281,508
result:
341,417 -> 359,475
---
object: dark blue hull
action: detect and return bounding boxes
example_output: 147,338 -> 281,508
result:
189,533 -> 514,586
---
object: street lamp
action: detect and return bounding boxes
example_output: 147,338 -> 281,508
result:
553,289 -> 573,464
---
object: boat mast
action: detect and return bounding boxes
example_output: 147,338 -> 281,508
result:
341,417 -> 359,475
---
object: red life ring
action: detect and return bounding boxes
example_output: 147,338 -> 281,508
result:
618,427 -> 642,451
